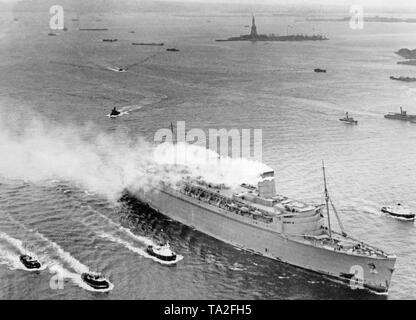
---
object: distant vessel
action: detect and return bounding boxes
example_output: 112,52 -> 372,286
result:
381,204 -> 415,221
102,39 -> 117,42
79,28 -> 108,31
314,68 -> 327,73
107,67 -> 126,73
109,107 -> 121,117
132,42 -> 164,46
166,48 -> 180,52
147,242 -> 177,262
216,15 -> 328,42
384,107 -> 416,121
130,140 -> 396,294
48,31 -> 57,36
339,112 -> 358,124
81,272 -> 111,290
20,254 -> 41,269
390,76 -> 416,82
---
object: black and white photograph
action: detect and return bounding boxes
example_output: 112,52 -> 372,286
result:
0,0 -> 415,305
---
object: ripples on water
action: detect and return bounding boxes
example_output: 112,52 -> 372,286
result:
1,11 -> 416,299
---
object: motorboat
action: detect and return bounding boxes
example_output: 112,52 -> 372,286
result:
381,204 -> 415,221
81,272 -> 111,290
110,107 -> 120,116
147,242 -> 177,262
339,112 -> 358,124
20,254 -> 41,269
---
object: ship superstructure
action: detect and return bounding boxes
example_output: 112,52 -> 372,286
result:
133,159 -> 396,294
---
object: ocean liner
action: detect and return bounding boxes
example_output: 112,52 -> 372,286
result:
132,150 -> 396,294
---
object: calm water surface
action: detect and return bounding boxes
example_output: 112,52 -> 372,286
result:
0,10 -> 415,299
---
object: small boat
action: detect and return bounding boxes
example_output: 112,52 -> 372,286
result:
339,112 -> 358,124
384,107 -> 416,121
107,66 -> 126,73
166,48 -> 179,52
147,242 -> 177,262
81,272 -> 111,290
381,204 -> 415,221
314,68 -> 326,73
132,42 -> 164,46
48,31 -> 57,36
110,107 -> 121,117
390,76 -> 416,82
20,254 -> 41,269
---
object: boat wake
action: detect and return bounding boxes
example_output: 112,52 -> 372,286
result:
106,66 -> 127,73
32,231 -> 114,292
97,231 -> 183,265
0,232 -> 47,271
106,110 -> 129,118
105,94 -> 167,118
80,211 -> 183,265
0,246 -> 39,272
0,218 -> 113,293
361,205 -> 383,217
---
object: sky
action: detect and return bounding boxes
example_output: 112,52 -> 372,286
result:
2,0 -> 416,10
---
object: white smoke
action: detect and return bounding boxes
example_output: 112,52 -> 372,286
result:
0,104 -> 271,201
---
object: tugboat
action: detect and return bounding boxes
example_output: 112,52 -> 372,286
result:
381,204 -> 415,221
384,107 -> 416,121
390,76 -> 416,82
339,112 -> 358,124
19,254 -> 41,270
81,272 -> 111,290
110,107 -> 120,117
147,242 -> 177,262
314,68 -> 326,73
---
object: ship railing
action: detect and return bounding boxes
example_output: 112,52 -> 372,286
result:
299,231 -> 391,258
180,183 -> 275,224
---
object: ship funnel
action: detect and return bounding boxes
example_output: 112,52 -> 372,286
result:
258,171 -> 276,198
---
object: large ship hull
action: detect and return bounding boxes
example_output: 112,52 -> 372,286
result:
135,187 -> 395,294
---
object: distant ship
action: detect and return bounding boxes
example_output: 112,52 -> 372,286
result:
79,28 -> 109,31
166,48 -> 180,52
216,15 -> 328,42
132,42 -> 164,46
102,39 -> 118,42
339,112 -> 358,124
384,107 -> 416,121
314,68 -> 327,73
130,145 -> 396,294
390,76 -> 416,82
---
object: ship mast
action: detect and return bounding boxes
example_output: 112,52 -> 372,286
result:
322,161 -> 333,242
170,122 -> 177,165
